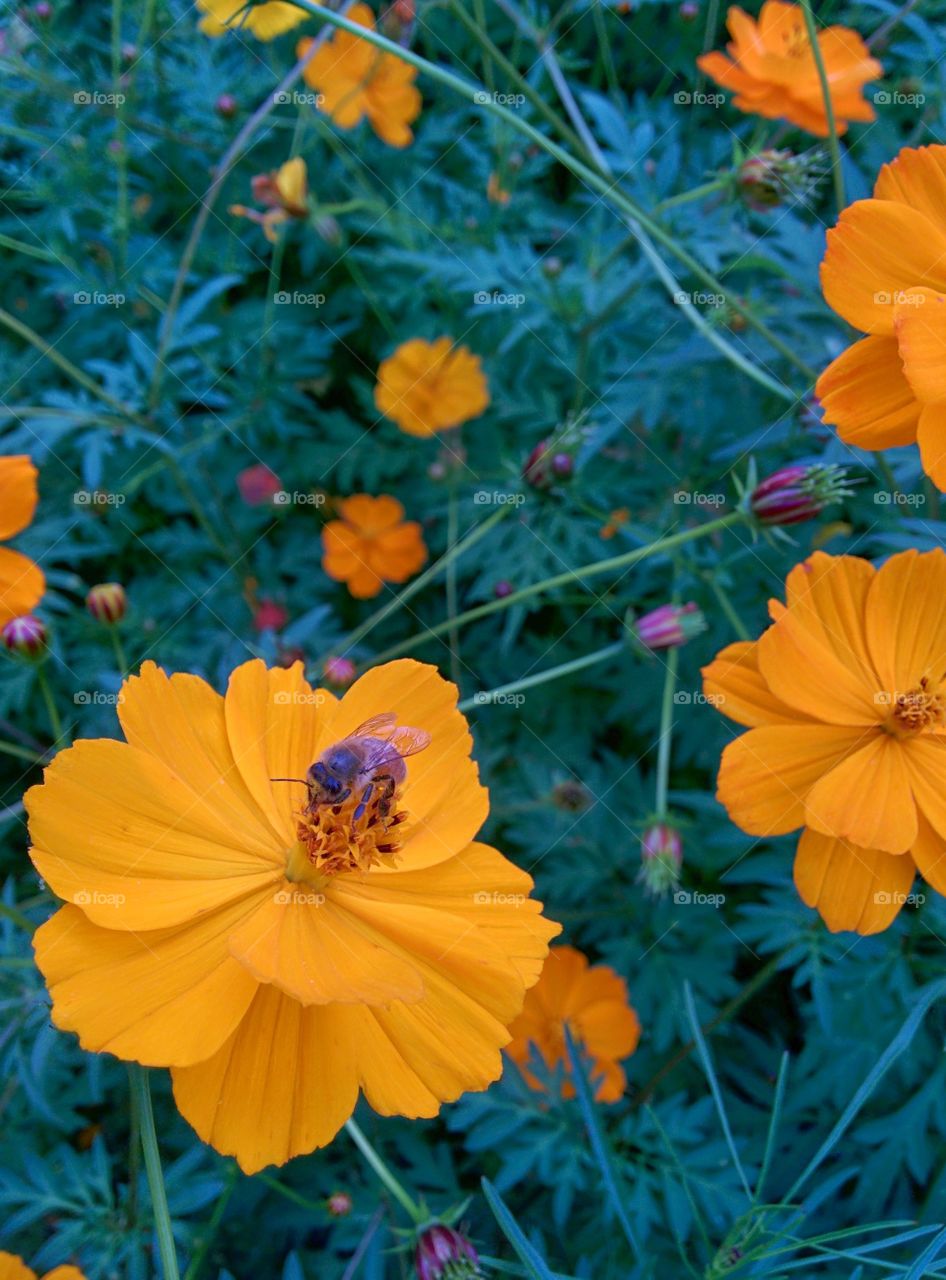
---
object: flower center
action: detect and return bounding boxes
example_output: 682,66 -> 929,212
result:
888,678 -> 946,735
777,21 -> 809,58
292,784 -> 410,877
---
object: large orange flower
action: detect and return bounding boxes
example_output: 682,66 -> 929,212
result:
375,338 -> 490,437
196,0 -> 307,39
703,549 -> 946,935
0,1253 -> 84,1280
697,1 -> 880,137
322,494 -> 427,599
506,945 -> 640,1102
298,5 -> 421,148
27,659 -> 560,1173
816,145 -> 946,490
0,455 -> 44,627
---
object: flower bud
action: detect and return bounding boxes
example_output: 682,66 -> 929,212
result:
323,656 -> 356,687
750,463 -> 852,527
237,464 -> 282,506
253,599 -> 288,632
737,149 -> 793,211
415,1224 -> 481,1280
2,614 -> 48,659
524,439 -> 574,490
86,583 -> 127,625
216,93 -> 238,118
326,1191 -> 353,1217
494,580 -> 513,599
633,602 -> 705,651
639,822 -> 683,896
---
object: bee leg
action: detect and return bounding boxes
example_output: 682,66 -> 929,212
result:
352,782 -> 374,824
376,774 -> 397,822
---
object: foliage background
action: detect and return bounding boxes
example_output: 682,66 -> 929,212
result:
4,0 -> 946,1275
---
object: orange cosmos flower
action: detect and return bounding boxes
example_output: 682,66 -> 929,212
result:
27,658 -> 560,1174
375,338 -> 490,437
298,5 -> 421,148
697,1 -> 880,137
0,455 -> 44,627
0,1254 -> 85,1280
322,494 -> 427,599
196,0 -> 307,39
815,145 -> 946,490
506,945 -> 640,1102
702,549 -> 946,935
230,156 -> 309,242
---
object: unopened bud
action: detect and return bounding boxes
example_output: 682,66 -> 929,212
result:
216,93 -> 238,118
415,1224 -> 481,1280
639,822 -> 683,896
323,656 -> 356,687
86,583 -> 127,625
327,1190 -> 353,1217
2,614 -> 48,659
750,463 -> 852,527
633,602 -> 705,651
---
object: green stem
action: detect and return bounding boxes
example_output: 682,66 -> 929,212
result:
0,900 -> 36,934
653,176 -> 728,213
126,1066 -> 144,1280
654,645 -> 679,817
35,667 -> 63,746
708,575 -> 751,641
345,1118 -> 425,1224
111,627 -> 129,675
798,0 -> 845,213
284,0 -> 813,387
370,512 -> 746,663
182,1165 -> 239,1280
112,0 -> 129,277
0,738 -> 45,765
458,639 -> 626,712
129,1066 -> 180,1280
446,470 -> 461,685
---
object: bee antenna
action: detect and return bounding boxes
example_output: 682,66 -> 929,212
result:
271,777 -> 306,784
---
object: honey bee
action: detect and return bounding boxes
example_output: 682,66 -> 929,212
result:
274,713 -> 431,824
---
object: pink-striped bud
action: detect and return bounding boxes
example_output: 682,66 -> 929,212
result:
86,583 -> 127,625
323,656 -> 356,687
750,464 -> 851,527
2,613 -> 48,659
237,464 -> 282,506
640,822 -> 683,896
415,1225 -> 481,1280
634,602 -> 705,651
326,1191 -> 353,1217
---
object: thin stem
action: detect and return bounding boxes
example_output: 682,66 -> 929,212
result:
129,1066 -> 180,1280
35,667 -> 63,746
370,512 -> 746,663
708,575 -> 751,641
458,639 -> 626,712
345,1118 -> 425,1224
446,471 -> 461,685
653,176 -> 728,213
0,738 -> 45,765
182,1165 -> 239,1280
126,1066 -> 144,1280
112,0 -> 129,277
798,0 -> 845,213
654,645 -> 679,816
111,627 -> 129,675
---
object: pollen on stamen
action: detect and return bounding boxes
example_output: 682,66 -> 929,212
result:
891,677 -> 946,734
296,788 -> 409,876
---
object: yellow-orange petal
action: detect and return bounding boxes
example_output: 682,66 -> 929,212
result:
910,808 -> 946,896
874,144 -> 946,223
821,199 -> 946,336
900,737 -> 946,845
0,1255 -> 36,1280
701,640 -> 806,727
917,402 -> 946,491
804,734 -> 916,853
0,454 -> 39,540
172,986 -> 360,1174
793,828 -> 915,934
815,336 -> 921,450
0,546 -> 45,627
43,1269 -> 87,1280
320,659 -> 489,869
33,900 -> 260,1067
865,549 -> 946,696
893,287 -> 946,405
27,739 -> 283,930
717,724 -> 867,836
227,883 -> 426,1005
758,613 -> 878,726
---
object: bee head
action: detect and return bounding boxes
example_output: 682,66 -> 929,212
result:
307,756 -> 354,803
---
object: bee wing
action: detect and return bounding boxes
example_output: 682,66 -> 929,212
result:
358,726 -> 432,774
348,712 -> 398,740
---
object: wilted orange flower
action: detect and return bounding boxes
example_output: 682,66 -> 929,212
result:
298,5 -> 421,148
230,156 -> 309,242
27,658 -> 560,1173
375,338 -> 490,437
0,455 -> 44,628
196,0 -> 307,38
703,549 -> 946,935
322,494 -> 427,599
697,1 -> 880,137
816,145 -> 946,490
506,945 -> 640,1102
0,1253 -> 85,1280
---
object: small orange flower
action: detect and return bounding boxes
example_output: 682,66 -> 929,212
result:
816,144 -> 946,490
703,549 -> 946,935
697,1 -> 881,137
298,5 -> 421,148
506,945 -> 640,1102
0,1253 -> 85,1280
230,156 -> 309,242
375,338 -> 490,437
322,494 -> 427,599
487,172 -> 511,205
27,658 -> 560,1173
0,455 -> 44,627
196,0 -> 307,39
